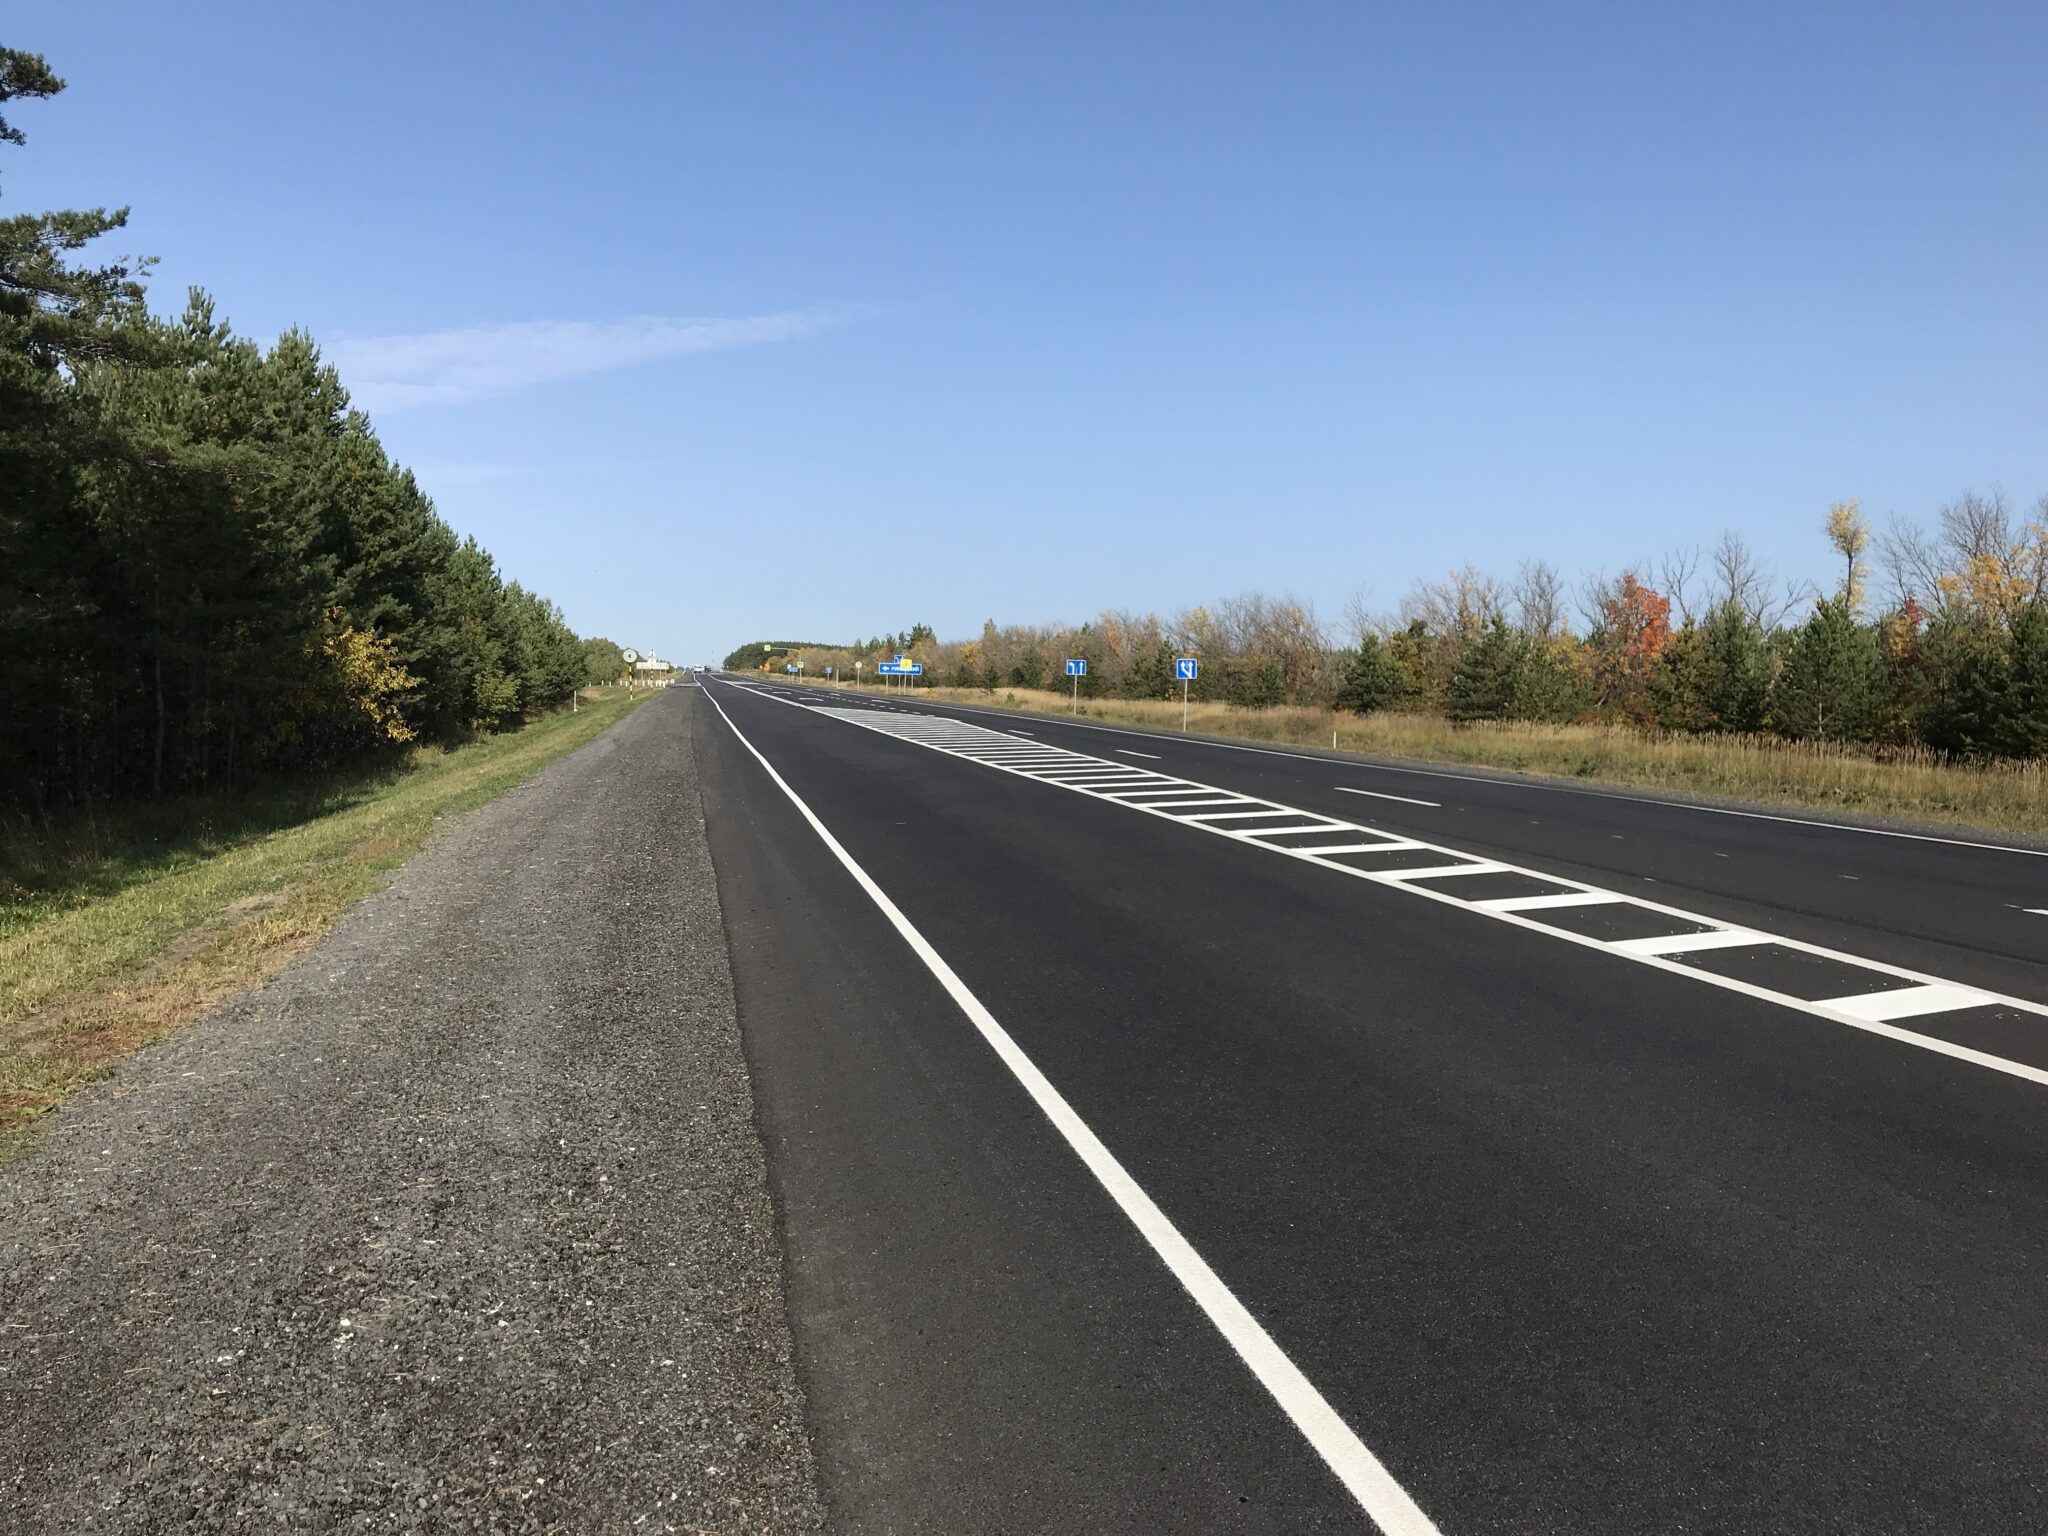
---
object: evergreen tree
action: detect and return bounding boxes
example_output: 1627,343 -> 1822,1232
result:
1993,603 -> 2048,759
1334,634 -> 1412,713
1770,600 -> 1885,741
1448,615 -> 1522,721
1509,635 -> 1588,722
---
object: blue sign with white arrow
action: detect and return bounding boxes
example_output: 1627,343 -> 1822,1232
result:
1065,658 -> 1087,676
1175,657 -> 1199,681
876,661 -> 924,675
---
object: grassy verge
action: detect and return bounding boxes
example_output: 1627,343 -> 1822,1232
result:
0,693 -> 642,1158
799,679 -> 2048,838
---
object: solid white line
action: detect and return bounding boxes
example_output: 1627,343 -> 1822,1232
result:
1297,842 -> 1417,856
1473,891 -> 1623,913
1117,748 -> 1164,759
1815,984 -> 1992,1022
700,685 -> 1442,1534
887,697 -> 2048,859
1337,787 -> 1442,808
1380,863 -> 1509,882
2026,909 -> 2048,916
1178,807 -> 1300,822
1610,929 -> 1768,957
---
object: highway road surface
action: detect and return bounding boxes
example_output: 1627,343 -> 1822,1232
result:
697,674 -> 2048,1534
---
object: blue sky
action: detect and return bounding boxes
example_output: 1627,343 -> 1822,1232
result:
12,2 -> 2046,660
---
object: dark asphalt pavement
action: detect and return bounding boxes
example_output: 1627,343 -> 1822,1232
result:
698,674 -> 2048,1535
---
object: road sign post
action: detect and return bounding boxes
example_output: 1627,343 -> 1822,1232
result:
1175,657 -> 1198,731
1065,658 -> 1087,713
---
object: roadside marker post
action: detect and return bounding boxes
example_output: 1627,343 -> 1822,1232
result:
1175,657 -> 1198,730
1065,658 -> 1087,713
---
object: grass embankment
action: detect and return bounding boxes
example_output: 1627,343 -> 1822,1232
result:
806,679 -> 2048,838
0,692 -> 643,1158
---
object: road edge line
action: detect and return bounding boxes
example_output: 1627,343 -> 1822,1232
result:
701,683 -> 1442,1536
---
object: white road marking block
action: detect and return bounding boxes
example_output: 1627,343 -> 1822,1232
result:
1816,984 -> 1995,1022
1610,929 -> 1768,957
1379,863 -> 1509,881
1473,891 -> 1623,913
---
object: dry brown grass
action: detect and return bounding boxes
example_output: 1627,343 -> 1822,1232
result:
798,678 -> 2048,838
0,693 -> 643,1157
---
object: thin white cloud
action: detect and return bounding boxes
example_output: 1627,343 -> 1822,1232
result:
329,309 -> 846,410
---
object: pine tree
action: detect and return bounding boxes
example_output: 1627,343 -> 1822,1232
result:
1770,599 -> 1885,741
1334,634 -> 1412,713
1448,615 -> 1521,721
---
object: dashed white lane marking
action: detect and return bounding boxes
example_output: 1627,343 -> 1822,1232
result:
731,689 -> 2048,1090
1116,748 -> 1164,759
1337,787 -> 1442,808
701,686 -> 1443,1535
2026,909 -> 2048,916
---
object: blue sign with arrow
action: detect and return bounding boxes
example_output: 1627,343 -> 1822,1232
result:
1175,657 -> 1199,681
1065,659 -> 1087,676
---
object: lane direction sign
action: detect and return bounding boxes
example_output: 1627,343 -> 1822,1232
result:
1176,657 -> 1198,730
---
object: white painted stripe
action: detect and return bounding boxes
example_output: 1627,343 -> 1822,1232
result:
1473,891 -> 1624,913
701,686 -> 1443,1535
1236,824 -> 1355,839
1116,748 -> 1164,759
1610,929 -> 1769,956
1178,808 -> 1301,822
1336,787 -> 1442,808
1815,984 -> 1992,1022
1298,842 -> 1422,856
754,691 -> 2048,1087
1379,863 -> 1509,881
2026,908 -> 2048,916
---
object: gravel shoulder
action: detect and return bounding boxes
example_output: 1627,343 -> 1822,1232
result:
0,688 -> 823,1534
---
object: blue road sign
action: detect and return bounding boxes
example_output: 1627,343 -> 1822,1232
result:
1065,659 -> 1088,676
876,661 -> 925,675
1175,657 -> 1199,681
786,664 -> 798,673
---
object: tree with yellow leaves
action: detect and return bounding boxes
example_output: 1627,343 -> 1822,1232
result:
1825,500 -> 1871,615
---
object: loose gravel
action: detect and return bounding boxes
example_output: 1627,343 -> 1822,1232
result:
0,689 -> 824,1534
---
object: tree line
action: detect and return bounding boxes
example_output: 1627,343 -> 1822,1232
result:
764,499 -> 2048,760
1,48 -> 620,812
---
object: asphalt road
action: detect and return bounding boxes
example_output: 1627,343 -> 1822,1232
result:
697,674 -> 2048,1534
